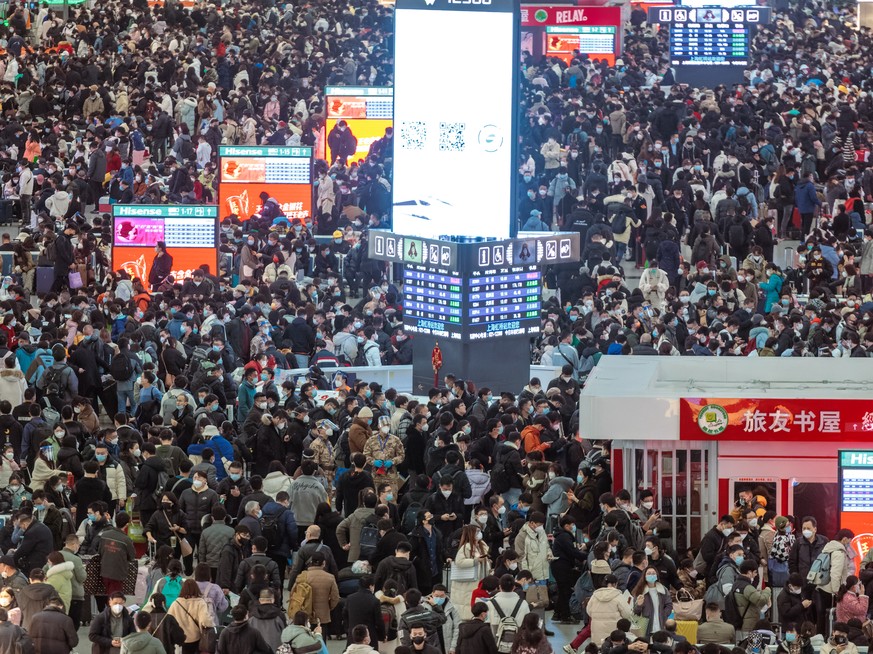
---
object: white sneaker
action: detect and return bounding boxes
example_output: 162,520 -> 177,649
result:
563,645 -> 576,654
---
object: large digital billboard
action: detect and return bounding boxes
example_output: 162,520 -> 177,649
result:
393,0 -> 518,240
111,205 -> 219,284
217,146 -> 312,223
323,87 -> 393,165
520,5 -> 622,64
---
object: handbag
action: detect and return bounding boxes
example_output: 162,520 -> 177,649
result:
449,562 -> 479,582
163,511 -> 193,557
68,270 -> 83,289
629,613 -> 649,637
178,600 -> 217,654
673,588 -> 704,621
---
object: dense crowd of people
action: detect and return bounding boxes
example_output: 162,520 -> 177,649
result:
0,0 -> 860,652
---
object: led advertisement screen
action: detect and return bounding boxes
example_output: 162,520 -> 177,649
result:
393,0 -> 518,239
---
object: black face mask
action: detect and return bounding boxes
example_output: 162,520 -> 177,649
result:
412,637 -> 426,645
161,502 -> 173,510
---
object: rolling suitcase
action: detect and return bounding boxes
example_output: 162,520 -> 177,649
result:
36,267 -> 53,295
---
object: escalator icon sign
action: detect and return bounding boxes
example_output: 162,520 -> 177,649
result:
545,241 -> 557,260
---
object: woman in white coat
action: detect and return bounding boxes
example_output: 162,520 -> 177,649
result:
587,574 -> 633,646
452,524 -> 489,620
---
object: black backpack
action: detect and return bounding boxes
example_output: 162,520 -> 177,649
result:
400,501 -> 423,536
359,522 -> 379,559
729,221 -> 746,248
110,352 -> 133,381
610,211 -> 629,235
737,193 -> 752,216
42,366 -> 66,395
490,451 -> 511,494
723,577 -> 752,628
262,507 -> 287,551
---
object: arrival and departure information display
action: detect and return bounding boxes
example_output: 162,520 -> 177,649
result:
403,266 -> 542,340
669,23 -> 749,66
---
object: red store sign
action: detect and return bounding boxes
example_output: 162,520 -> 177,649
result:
680,398 -> 873,441
520,5 -> 622,27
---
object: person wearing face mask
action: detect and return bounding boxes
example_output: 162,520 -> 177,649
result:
789,516 -> 829,581
551,516 -> 587,624
777,572 -> 813,628
514,512 -> 553,631
363,415 -> 404,492
835,574 -> 868,625
177,471 -> 219,566
631,564 -> 673,638
698,515 -> 737,581
812,528 -> 856,634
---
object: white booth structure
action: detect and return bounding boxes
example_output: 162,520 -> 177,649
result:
579,357 -> 873,549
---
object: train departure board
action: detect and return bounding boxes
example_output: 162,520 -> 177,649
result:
467,269 -> 541,339
669,23 -> 749,66
370,230 -> 580,342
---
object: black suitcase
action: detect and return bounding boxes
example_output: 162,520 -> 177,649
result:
0,199 -> 14,226
36,266 -> 54,295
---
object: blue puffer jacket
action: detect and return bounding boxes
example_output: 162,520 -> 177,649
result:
794,179 -> 820,214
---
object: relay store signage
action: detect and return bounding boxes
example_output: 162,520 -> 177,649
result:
393,0 -> 518,240
680,398 -> 873,441
217,145 -> 312,222
111,205 -> 219,284
520,5 -> 621,27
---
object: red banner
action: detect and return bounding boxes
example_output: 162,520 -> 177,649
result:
680,398 -> 873,441
520,5 -> 621,27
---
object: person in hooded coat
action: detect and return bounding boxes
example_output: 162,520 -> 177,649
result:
456,602 -> 498,654
216,605 -> 272,654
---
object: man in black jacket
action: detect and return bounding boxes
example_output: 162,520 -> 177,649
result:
699,515 -> 736,580
134,443 -> 166,528
285,308 -> 315,368
216,525 -> 251,593
493,432 -> 525,515
456,602 -> 498,654
16,568 -> 60,631
789,516 -> 829,579
345,575 -> 385,650
219,605 -> 273,654
89,592 -> 135,654
551,516 -> 587,623
28,597 -> 78,653
51,222 -> 77,293
13,513 -> 53,573
374,541 -> 418,595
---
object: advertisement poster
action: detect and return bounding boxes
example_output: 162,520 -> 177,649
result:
112,205 -> 219,283
114,218 -> 164,247
837,450 -> 873,573
394,0 -> 517,239
217,146 -> 313,222
323,87 -> 393,165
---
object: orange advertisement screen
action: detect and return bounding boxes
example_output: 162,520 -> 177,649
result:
324,118 -> 393,166
217,146 -> 313,222
112,246 -> 218,284
327,98 -> 368,119
218,182 -> 312,223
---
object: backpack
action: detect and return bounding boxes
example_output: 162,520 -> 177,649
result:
737,193 -> 752,216
262,507 -> 287,552
13,632 -> 33,654
610,211 -> 629,235
729,221 -> 746,248
58,508 -> 74,543
493,598 -> 525,654
42,366 -> 66,396
622,511 -> 646,550
723,577 -> 751,628
153,465 -> 170,502
40,398 -> 60,428
110,352 -> 133,382
693,208 -> 712,222
807,550 -> 832,586
359,524 -> 379,559
381,602 -> 398,640
136,387 -> 161,427
158,575 -> 183,607
288,573 -> 314,616
401,501 -> 423,536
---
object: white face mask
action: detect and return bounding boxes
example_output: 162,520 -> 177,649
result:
380,426 -> 390,434
722,527 -> 734,537
641,501 -> 654,510
111,604 -> 124,615
441,489 -> 452,498
477,515 -> 488,525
